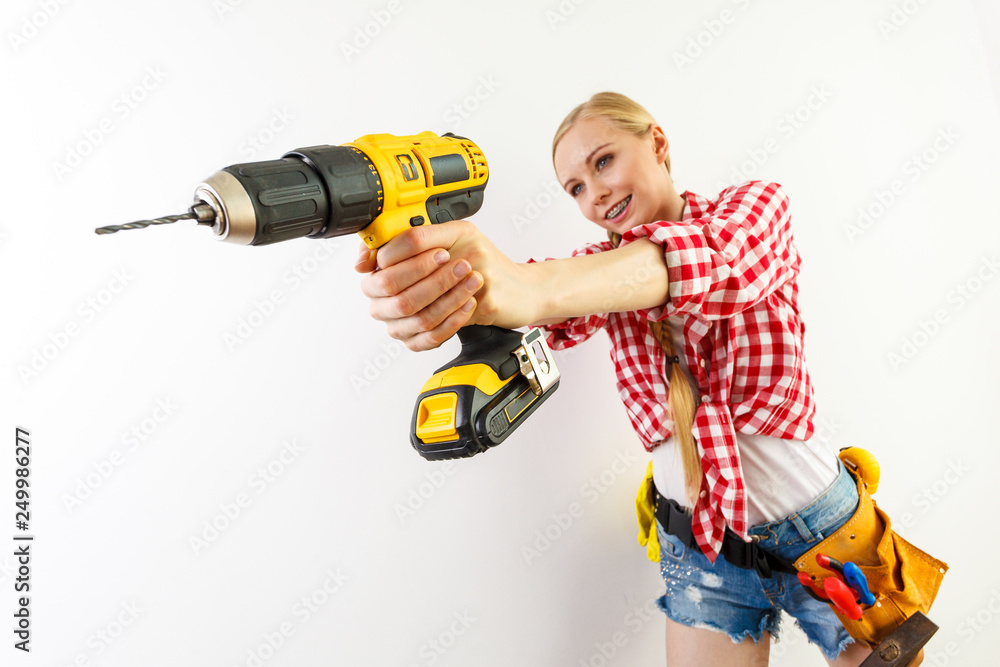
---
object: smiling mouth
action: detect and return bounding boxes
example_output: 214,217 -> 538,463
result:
605,195 -> 632,220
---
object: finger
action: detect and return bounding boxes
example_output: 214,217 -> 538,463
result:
354,244 -> 377,273
369,259 -> 477,322
385,271 -> 483,339
403,297 -> 477,352
361,248 -> 452,299
375,221 -> 471,270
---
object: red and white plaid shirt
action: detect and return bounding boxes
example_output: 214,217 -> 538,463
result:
539,181 -> 815,561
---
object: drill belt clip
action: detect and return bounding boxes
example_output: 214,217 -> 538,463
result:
515,328 -> 559,397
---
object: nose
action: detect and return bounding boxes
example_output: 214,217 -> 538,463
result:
590,178 -> 611,206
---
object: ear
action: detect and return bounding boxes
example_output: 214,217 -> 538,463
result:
650,124 -> 669,165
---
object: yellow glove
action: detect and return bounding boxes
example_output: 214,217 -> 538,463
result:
635,460 -> 660,562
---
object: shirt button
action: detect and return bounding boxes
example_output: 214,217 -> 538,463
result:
699,358 -> 706,369
701,395 -> 710,403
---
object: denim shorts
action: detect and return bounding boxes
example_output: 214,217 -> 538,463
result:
655,461 -> 859,660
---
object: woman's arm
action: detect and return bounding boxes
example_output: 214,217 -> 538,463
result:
525,238 -> 669,324
355,220 -> 669,351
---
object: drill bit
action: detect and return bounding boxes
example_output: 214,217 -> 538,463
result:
95,203 -> 216,235
94,212 -> 194,235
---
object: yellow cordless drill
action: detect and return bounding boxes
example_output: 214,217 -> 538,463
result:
96,132 -> 560,460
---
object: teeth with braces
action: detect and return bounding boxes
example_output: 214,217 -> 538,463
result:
606,196 -> 631,219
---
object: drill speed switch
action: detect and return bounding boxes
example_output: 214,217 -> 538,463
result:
97,132 -> 560,460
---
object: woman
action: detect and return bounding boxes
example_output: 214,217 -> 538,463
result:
355,92 -> 883,666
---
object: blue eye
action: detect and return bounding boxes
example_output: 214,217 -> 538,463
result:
596,154 -> 611,170
570,183 -> 583,197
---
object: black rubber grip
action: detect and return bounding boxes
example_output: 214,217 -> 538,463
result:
221,145 -> 386,246
285,145 -> 384,239
435,326 -> 522,379
223,158 -> 329,246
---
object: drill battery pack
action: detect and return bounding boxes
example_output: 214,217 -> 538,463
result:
411,326 -> 559,460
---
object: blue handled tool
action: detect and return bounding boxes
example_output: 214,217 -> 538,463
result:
842,560 -> 876,606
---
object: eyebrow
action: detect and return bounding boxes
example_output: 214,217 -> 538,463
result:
561,142 -> 611,190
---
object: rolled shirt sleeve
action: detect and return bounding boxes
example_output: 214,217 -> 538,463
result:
621,181 -> 798,324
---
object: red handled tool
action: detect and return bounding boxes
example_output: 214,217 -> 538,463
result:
797,571 -> 828,602
823,576 -> 864,620
798,554 -> 865,620
816,553 -> 845,576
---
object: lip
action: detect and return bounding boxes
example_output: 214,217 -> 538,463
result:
604,195 -> 632,224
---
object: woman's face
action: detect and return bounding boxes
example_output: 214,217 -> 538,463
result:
554,116 -> 673,234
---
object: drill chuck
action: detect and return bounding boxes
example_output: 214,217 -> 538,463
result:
192,144 -> 385,246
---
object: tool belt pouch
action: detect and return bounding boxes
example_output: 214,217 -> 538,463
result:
793,466 -> 948,648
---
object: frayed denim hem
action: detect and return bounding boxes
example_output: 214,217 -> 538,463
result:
790,616 -> 856,661
823,630 -> 856,661
656,594 -> 781,647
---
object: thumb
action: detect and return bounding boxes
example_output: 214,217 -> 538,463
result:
354,244 -> 378,273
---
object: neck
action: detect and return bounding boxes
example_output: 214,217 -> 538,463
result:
654,186 -> 686,223
655,165 -> 687,222
666,190 -> 686,221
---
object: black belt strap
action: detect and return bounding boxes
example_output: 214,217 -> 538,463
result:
654,490 -> 797,579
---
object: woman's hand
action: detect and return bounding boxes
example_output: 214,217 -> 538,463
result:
354,220 -> 537,351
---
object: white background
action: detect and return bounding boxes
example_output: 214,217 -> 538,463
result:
2,0 -> 999,665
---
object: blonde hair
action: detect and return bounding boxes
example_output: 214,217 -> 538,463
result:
552,91 -> 671,173
554,92 -> 702,509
